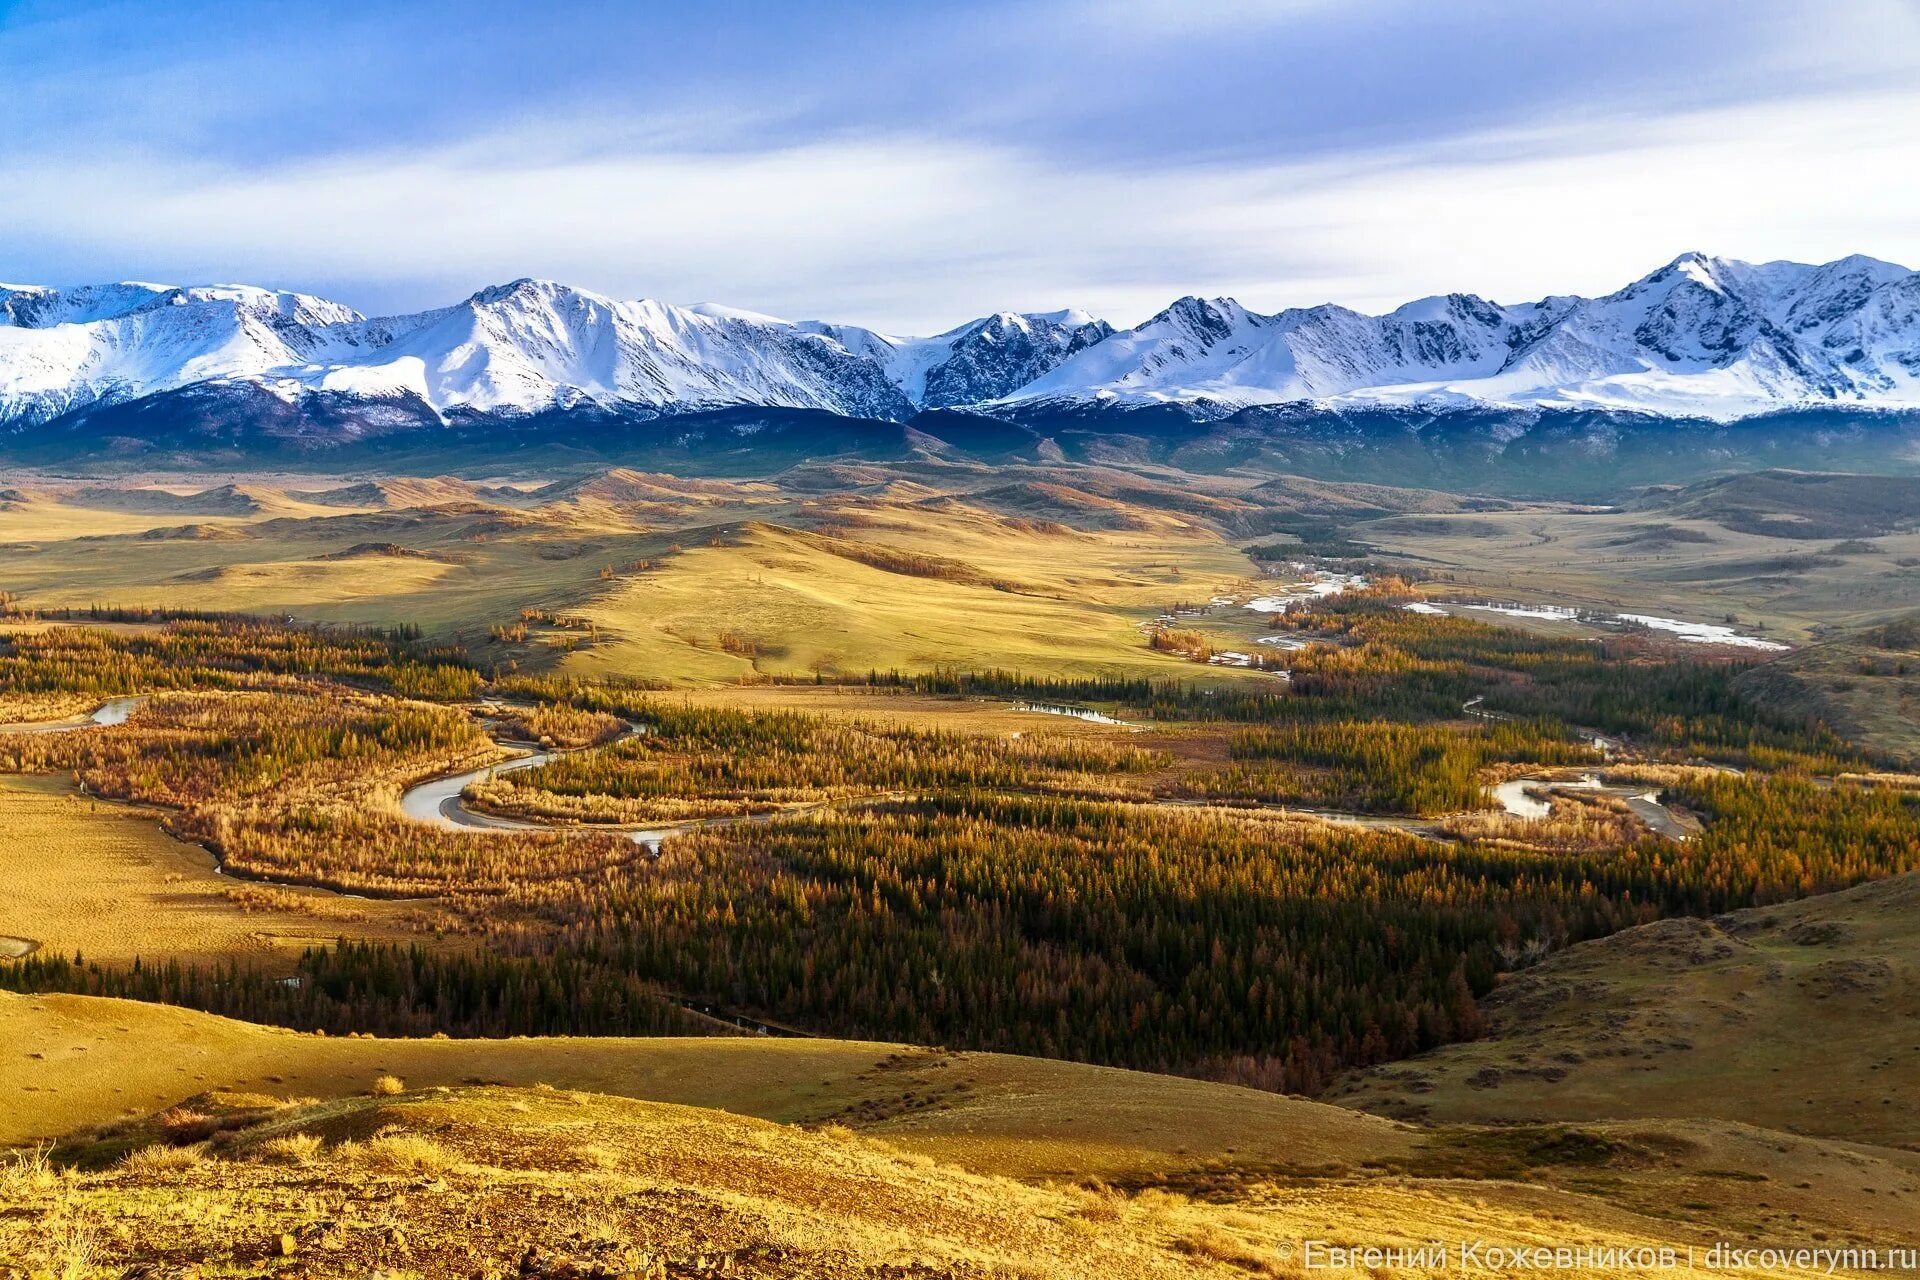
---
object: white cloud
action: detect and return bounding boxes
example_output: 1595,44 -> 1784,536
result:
2,85 -> 1916,332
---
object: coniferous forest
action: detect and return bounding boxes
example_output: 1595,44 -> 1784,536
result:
3,598 -> 1917,1094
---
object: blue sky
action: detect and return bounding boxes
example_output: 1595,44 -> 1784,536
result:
4,0 -> 1918,330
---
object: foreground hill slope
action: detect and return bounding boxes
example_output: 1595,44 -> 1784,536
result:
1331,870 -> 1920,1148
0,990 -> 1408,1183
11,1085 -> 1310,1279
7,1001 -> 1920,1276
7,1083 -> 1873,1280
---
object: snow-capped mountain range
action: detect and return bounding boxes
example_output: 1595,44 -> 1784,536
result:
2,253 -> 1917,432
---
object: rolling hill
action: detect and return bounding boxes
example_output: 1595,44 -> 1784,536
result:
1329,870 -> 1920,1150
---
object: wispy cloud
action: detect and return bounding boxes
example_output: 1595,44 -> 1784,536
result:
0,0 -> 1915,329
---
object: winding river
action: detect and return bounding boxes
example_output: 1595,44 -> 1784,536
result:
0,696 -> 145,734
397,720 -> 701,850
1488,773 -> 1691,839
398,743 -> 565,833
3,694 -> 1694,860
394,717 -> 894,853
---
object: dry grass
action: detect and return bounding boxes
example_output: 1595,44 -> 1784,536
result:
1173,1225 -> 1285,1276
0,773 -> 410,969
8,1084 -> 1855,1279
29,1215 -> 98,1280
564,512 -> 1254,685
0,1141 -> 57,1196
1352,497 -> 1920,648
367,1073 -> 407,1097
0,471 -> 1259,686
117,1141 -> 207,1173
250,1132 -> 323,1165
0,988 -> 1409,1184
216,879 -> 372,921
338,1129 -> 461,1175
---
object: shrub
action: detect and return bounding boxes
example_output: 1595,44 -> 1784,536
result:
0,1142 -> 57,1195
252,1133 -> 324,1165
119,1142 -> 207,1173
341,1131 -> 460,1175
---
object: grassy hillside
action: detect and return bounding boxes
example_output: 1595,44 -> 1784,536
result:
0,989 -> 1407,1182
1641,471 -> 1920,540
0,1084 -> 1715,1279
1330,869 -> 1920,1149
6,997 -> 1919,1276
14,462 -> 1920,673
563,513 -> 1244,683
1734,615 -> 1920,763
0,468 -> 1269,684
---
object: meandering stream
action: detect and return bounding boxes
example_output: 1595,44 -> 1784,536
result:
0,696 -> 145,733
398,744 -> 564,832
395,715 -> 909,853
3,693 -> 1695,863
397,702 -> 1697,848
1488,772 -> 1691,839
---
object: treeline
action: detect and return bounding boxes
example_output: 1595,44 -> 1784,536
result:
534,795 -> 1510,1092
765,667 -> 1172,704
508,777 -> 1920,1090
1177,719 -> 1595,814
490,702 -> 628,749
475,698 -> 1169,823
1279,601 -> 1858,766
771,604 -> 1862,769
6,772 -> 1914,1091
2,691 -> 486,805
1666,772 -> 1920,902
0,943 -> 719,1039
4,597 -> 1912,1094
0,620 -> 480,702
501,778 -> 1892,1090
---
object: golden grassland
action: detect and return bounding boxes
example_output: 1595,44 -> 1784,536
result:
1331,869 -> 1920,1150
8,465 -> 1920,688
0,1086 -> 1600,1279
0,483 -> 370,540
0,775 -> 414,970
666,683 -> 1149,731
0,470 -> 1270,686
3,1010 -> 1918,1276
6,470 -> 1920,1271
560,511 -> 1253,684
0,989 -> 1407,1178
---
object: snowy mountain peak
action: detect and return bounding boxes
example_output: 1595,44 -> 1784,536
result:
2,253 -> 1917,432
1151,295 -> 1261,340
1665,251 -> 1725,287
